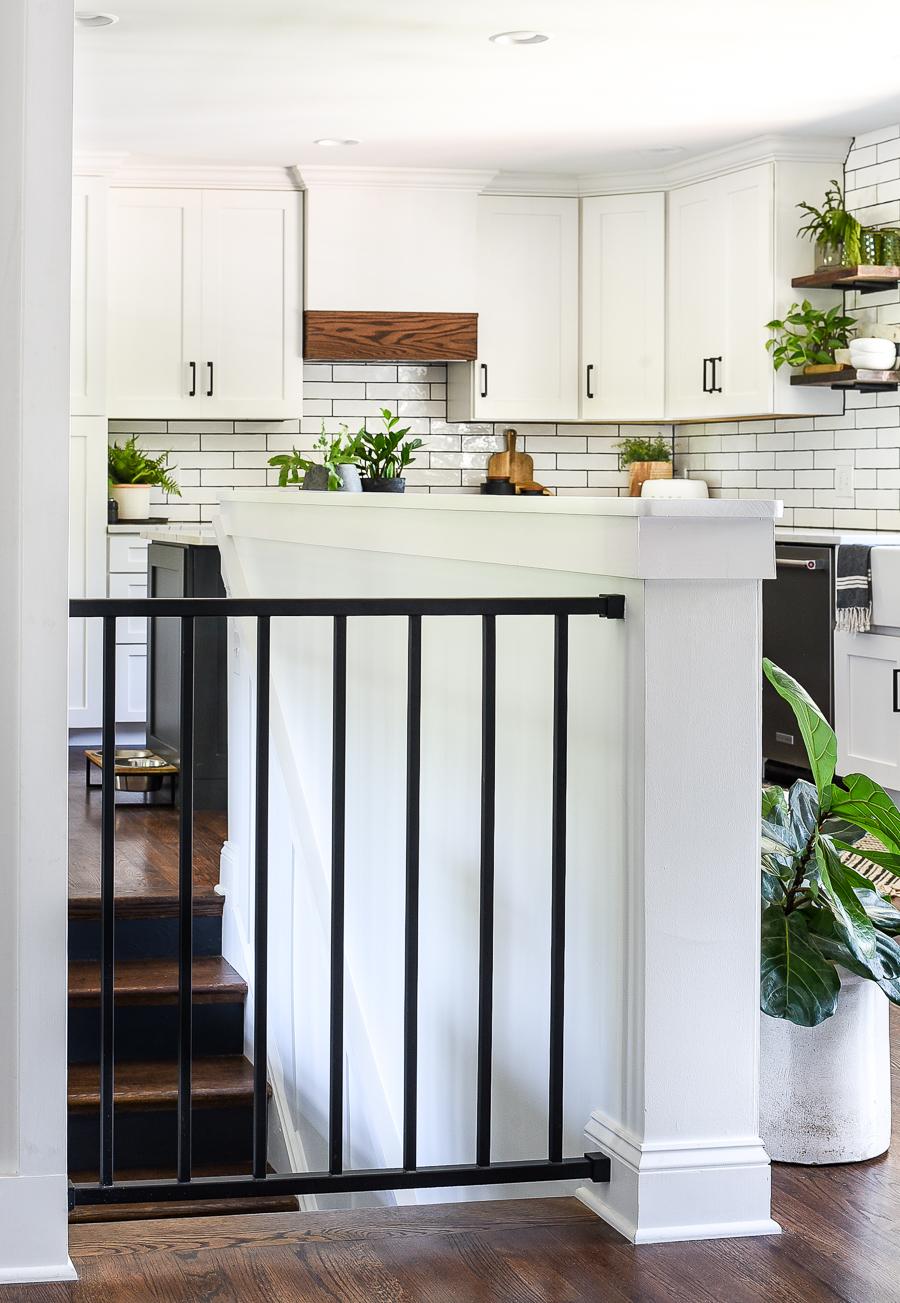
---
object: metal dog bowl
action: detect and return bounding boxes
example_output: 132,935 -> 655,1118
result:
92,748 -> 173,792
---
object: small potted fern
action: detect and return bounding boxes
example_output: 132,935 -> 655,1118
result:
108,435 -> 181,520
358,408 -> 424,493
615,434 -> 672,498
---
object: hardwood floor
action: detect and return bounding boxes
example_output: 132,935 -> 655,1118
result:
13,1008 -> 898,1301
68,749 -> 224,916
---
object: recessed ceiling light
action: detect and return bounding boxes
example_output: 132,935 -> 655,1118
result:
644,146 -> 684,156
75,11 -> 119,26
489,31 -> 549,45
314,138 -> 360,148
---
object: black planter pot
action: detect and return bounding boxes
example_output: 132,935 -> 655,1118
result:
361,477 -> 406,493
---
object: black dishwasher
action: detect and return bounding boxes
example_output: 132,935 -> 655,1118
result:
147,542 -> 228,810
762,543 -> 834,777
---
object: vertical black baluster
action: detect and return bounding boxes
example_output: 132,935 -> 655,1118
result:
176,616 -> 195,1183
476,615 -> 496,1167
403,615 -> 422,1172
329,616 -> 347,1175
99,616 -> 117,1187
548,614 -> 569,1163
253,615 -> 271,1180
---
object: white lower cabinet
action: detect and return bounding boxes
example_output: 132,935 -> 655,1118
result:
835,630 -> 900,790
115,643 -> 148,724
68,417 -> 107,729
108,533 -> 150,724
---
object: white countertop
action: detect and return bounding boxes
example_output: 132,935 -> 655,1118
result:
775,526 -> 900,547
138,524 -> 217,546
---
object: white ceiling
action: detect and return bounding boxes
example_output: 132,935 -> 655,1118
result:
74,0 -> 900,175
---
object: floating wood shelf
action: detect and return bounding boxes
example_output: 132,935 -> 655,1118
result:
791,265 -> 900,294
790,367 -> 899,393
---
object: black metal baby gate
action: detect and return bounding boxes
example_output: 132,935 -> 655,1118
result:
67,594 -> 624,1208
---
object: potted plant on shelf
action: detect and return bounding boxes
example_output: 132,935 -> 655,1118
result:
357,408 -> 425,493
797,178 -> 862,269
615,434 -> 672,498
108,435 -> 181,520
268,425 -> 363,492
765,300 -> 857,375
760,659 -> 900,1163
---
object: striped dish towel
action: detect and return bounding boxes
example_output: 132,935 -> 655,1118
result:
835,543 -> 872,633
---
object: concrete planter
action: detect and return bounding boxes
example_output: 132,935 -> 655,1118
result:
760,970 -> 891,1164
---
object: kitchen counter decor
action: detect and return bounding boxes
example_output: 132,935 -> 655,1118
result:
357,407 -> 424,493
268,426 -> 363,492
616,433 -> 673,497
107,434 -> 181,521
759,659 -> 900,1163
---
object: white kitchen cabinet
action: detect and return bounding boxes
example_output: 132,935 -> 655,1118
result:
115,643 -> 148,723
71,177 -> 107,416
448,195 -> 579,422
68,416 -> 108,729
580,193 -> 665,420
108,572 -> 148,644
108,187 -> 302,419
835,630 -> 900,791
666,160 -> 843,420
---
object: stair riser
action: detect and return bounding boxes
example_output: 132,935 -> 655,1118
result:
69,1003 -> 245,1064
69,916 -> 223,962
69,1105 -> 255,1173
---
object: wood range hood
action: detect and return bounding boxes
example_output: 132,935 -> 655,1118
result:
303,310 -> 477,362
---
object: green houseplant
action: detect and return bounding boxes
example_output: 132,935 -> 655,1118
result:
108,434 -> 181,520
268,426 -> 363,492
759,659 -> 900,1162
615,434 -> 672,498
357,408 -> 424,493
765,300 -> 856,374
797,178 -> 862,269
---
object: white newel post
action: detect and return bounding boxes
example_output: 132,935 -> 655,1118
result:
579,567 -> 781,1243
0,0 -> 75,1284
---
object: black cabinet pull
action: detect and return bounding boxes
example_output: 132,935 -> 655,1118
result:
206,361 -> 214,397
710,356 -> 722,394
480,363 -> 488,399
586,363 -> 595,400
893,669 -> 900,713
702,357 -> 710,393
188,361 -> 197,397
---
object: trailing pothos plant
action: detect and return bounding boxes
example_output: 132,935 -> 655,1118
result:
761,658 -> 900,1027
765,301 -> 856,371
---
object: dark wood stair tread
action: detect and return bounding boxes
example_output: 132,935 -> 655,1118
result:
69,891 -> 224,921
69,1164 -> 298,1223
69,1056 -> 268,1112
69,956 -> 247,1007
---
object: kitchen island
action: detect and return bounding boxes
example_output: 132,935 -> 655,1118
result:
214,491 -> 779,1245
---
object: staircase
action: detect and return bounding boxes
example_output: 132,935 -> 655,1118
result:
67,792 -> 297,1223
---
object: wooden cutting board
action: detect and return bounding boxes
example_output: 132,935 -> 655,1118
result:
487,429 -> 533,486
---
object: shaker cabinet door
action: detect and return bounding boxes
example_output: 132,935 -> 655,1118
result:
666,176 -> 725,419
835,630 -> 900,792
581,192 -> 665,420
71,176 -> 107,416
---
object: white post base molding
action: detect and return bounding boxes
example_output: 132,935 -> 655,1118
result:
0,1176 -> 76,1284
576,1116 -> 781,1244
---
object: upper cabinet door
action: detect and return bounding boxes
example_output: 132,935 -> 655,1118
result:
71,177 -> 107,416
200,190 -> 303,418
581,193 -> 665,421
714,164 -> 775,419
666,176 -> 726,420
473,195 -> 579,421
108,188 -> 203,418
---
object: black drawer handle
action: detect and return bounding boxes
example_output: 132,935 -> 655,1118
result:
710,356 -> 722,394
586,363 -> 595,400
188,361 -> 196,397
702,357 -> 710,393
480,363 -> 488,399
893,669 -> 900,713
207,361 -> 214,397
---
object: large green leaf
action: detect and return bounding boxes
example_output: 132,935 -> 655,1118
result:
827,844 -> 900,934
763,660 -> 836,808
805,908 -> 875,980
829,773 -> 900,854
814,841 -> 878,968
760,906 -> 840,1025
873,932 -> 900,1004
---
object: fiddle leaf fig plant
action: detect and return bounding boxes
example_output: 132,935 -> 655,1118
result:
268,423 -> 363,491
108,435 -> 181,496
765,300 -> 856,371
357,408 -> 424,482
761,659 -> 900,1026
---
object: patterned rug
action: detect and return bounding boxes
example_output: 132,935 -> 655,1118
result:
840,834 -> 900,900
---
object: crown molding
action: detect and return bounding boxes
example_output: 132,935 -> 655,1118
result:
73,151 -> 130,177
105,161 -> 301,190
293,165 -> 497,191
482,172 -> 582,197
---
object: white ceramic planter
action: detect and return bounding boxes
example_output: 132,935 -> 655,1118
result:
110,483 -> 152,521
760,970 -> 891,1164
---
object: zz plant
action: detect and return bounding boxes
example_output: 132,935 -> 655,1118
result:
357,408 -> 424,482
761,659 -> 900,1026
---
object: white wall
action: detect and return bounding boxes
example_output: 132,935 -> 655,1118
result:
0,0 -> 75,1285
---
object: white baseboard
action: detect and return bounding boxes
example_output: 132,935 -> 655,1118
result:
0,1174 -> 77,1284
579,1112 -> 782,1245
